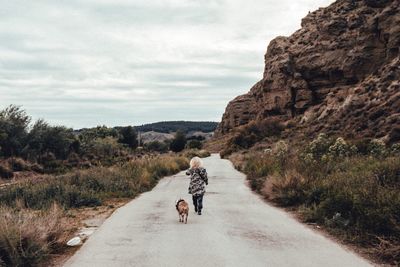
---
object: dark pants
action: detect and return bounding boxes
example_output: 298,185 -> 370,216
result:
192,194 -> 204,212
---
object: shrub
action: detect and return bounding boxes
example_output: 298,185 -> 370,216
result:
118,126 -> 138,149
186,139 -> 203,149
30,163 -> 44,174
304,133 -> 333,161
87,137 -> 123,158
0,105 -> 30,157
274,140 -> 289,171
174,156 -> 190,170
237,143 -> 400,264
26,120 -> 76,161
170,131 -> 186,152
327,137 -> 358,158
8,158 -> 30,172
145,141 -> 169,153
223,119 -> 285,156
220,147 -> 235,159
352,138 -> 372,155
0,155 -> 189,210
0,204 -> 64,266
271,171 -> 307,206
243,153 -> 280,192
183,149 -> 211,159
0,163 -> 13,179
390,143 -> 400,156
368,139 -> 387,157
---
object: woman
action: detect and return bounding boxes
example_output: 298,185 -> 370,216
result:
186,156 -> 208,215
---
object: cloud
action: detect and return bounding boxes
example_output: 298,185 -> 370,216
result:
0,0 -> 334,128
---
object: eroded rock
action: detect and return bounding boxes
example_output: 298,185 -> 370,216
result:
216,0 -> 400,142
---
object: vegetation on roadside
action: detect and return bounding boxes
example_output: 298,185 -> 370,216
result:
0,104 -> 213,266
170,130 -> 187,152
0,105 -> 142,177
0,204 -> 64,267
230,134 -> 400,265
220,119 -> 285,157
0,105 -> 211,179
182,149 -> 211,159
0,155 -> 189,266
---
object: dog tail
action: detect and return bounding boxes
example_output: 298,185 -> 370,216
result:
176,199 -> 184,211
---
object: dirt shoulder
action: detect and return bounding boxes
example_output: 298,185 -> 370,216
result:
48,198 -> 130,267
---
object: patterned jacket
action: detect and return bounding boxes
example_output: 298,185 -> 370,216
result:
186,167 -> 208,196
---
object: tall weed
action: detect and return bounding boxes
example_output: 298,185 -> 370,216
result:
235,136 -> 400,264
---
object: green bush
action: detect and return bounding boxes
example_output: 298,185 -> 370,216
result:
391,143 -> 400,155
118,126 -> 138,149
0,155 -> 189,210
186,139 -> 203,149
0,105 -> 30,157
223,119 -> 285,156
144,141 -> 169,153
303,133 -> 333,161
243,154 -> 279,192
170,131 -> 186,152
368,139 -> 388,157
237,135 -> 400,264
328,137 -> 356,158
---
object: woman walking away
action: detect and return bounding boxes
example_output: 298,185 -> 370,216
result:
186,157 -> 208,215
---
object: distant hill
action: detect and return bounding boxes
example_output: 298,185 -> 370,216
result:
135,121 -> 218,133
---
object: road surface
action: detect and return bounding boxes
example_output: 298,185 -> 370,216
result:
65,154 -> 371,267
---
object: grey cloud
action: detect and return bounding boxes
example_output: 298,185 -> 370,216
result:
0,0 -> 334,128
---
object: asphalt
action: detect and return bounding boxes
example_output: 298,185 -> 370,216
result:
65,154 -> 371,267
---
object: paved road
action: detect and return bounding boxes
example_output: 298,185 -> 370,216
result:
65,154 -> 371,267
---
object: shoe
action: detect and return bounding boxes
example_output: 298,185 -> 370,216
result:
198,211 -> 201,215
194,207 -> 198,212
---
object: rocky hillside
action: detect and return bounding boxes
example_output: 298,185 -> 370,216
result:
216,0 -> 400,144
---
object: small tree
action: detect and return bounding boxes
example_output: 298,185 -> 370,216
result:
27,120 -> 76,160
118,126 -> 138,149
186,139 -> 203,149
0,105 -> 31,157
170,130 -> 186,152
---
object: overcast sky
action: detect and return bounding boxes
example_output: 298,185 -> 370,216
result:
0,0 -> 334,129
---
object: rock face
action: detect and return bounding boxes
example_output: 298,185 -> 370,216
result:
216,0 -> 400,143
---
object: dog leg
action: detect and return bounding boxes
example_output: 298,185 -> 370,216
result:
185,214 -> 188,224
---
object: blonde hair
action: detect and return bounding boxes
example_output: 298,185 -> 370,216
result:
190,156 -> 203,169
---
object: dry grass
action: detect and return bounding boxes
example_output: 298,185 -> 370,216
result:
204,135 -> 231,153
0,155 -> 189,210
231,137 -> 400,265
0,154 -> 189,266
0,204 -> 65,266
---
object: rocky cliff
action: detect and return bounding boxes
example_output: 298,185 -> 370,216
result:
216,0 -> 400,143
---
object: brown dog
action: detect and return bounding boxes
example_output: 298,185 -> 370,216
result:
175,199 -> 189,224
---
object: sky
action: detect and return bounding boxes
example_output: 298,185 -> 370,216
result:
0,0 -> 334,129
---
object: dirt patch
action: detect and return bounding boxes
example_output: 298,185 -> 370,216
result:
47,198 -> 130,266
